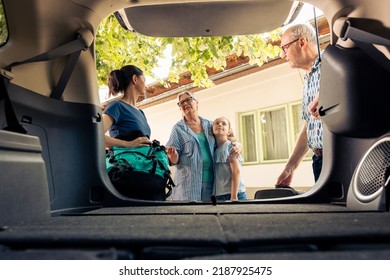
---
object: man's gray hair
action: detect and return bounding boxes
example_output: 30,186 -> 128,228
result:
286,23 -> 317,45
177,91 -> 197,102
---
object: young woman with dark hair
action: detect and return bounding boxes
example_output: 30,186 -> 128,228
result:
103,65 -> 153,148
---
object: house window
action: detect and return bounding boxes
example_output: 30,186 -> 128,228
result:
260,105 -> 289,162
291,101 -> 305,142
239,112 -> 258,164
239,101 -> 309,165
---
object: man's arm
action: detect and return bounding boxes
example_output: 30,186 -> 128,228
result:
276,123 -> 309,186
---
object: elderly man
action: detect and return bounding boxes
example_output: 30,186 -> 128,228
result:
276,23 -> 323,187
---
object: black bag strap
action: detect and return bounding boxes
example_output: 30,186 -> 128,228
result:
157,159 -> 175,199
112,158 -> 132,170
339,18 -> 390,73
153,150 -> 175,198
164,179 -> 173,199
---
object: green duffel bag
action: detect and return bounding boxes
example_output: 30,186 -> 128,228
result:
106,140 -> 174,201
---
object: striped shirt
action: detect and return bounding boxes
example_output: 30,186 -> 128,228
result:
166,117 -> 215,201
302,55 -> 323,150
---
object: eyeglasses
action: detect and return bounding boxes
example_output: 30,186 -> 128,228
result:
177,96 -> 194,107
281,38 -> 300,54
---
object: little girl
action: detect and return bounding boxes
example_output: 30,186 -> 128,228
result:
212,117 -> 247,201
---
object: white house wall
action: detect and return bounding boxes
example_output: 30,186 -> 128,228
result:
144,62 -> 315,197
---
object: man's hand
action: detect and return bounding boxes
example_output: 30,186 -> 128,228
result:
309,93 -> 320,120
276,168 -> 293,186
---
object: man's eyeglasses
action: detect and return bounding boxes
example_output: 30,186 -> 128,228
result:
281,38 -> 300,54
177,96 -> 194,107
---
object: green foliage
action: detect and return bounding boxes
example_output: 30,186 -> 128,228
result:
0,8 -> 281,88
0,1 -> 8,45
96,15 -> 163,86
96,15 -> 282,88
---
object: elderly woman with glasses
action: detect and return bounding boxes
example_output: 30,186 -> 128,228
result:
165,91 -> 240,201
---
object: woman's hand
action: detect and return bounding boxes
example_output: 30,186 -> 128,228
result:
125,136 -> 153,148
165,146 -> 179,164
229,141 -> 242,158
